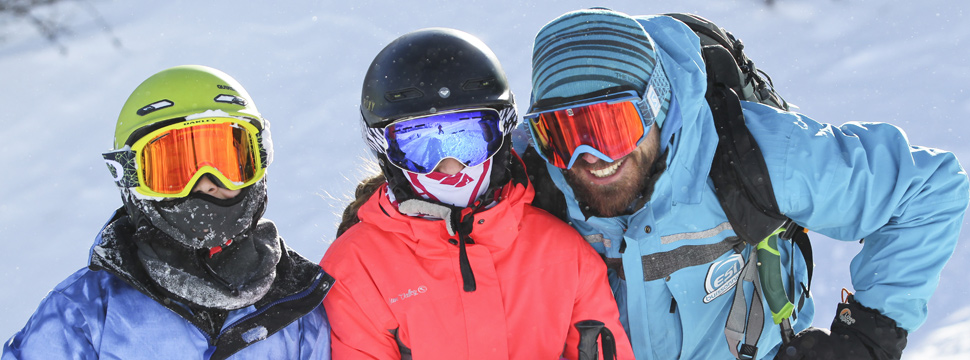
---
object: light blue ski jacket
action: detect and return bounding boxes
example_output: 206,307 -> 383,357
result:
2,213 -> 333,360
538,15 -> 969,360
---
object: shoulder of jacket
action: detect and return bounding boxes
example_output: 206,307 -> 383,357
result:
519,207 -> 599,252
324,223 -> 403,269
53,267 -> 112,294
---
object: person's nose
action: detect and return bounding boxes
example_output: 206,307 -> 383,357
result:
433,158 -> 466,175
192,175 -> 220,196
581,153 -> 601,164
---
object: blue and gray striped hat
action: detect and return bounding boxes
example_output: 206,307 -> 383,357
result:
530,8 -> 671,129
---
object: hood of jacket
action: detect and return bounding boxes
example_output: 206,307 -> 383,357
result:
543,15 -> 718,240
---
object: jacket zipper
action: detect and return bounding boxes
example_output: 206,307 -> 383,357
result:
215,271 -> 326,339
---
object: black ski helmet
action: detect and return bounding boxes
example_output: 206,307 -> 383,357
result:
360,28 -> 519,204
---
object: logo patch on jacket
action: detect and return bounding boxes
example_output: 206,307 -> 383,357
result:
703,254 -> 743,303
389,285 -> 428,304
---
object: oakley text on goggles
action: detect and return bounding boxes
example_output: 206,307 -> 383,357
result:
382,108 -> 505,174
103,117 -> 268,198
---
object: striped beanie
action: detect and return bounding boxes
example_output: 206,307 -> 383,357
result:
530,8 -> 671,129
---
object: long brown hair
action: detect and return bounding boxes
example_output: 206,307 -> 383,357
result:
335,172 -> 386,237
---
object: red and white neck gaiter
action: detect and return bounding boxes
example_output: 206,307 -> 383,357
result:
402,158 -> 493,208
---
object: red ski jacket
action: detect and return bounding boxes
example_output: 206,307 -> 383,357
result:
321,176 -> 633,359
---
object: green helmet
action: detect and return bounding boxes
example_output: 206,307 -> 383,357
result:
113,65 -> 264,149
108,66 -> 281,311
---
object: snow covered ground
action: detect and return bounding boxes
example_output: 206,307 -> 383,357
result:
1,0 -> 968,357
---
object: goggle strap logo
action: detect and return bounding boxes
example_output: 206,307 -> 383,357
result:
645,86 -> 661,119
364,125 -> 388,156
498,106 -> 519,136
642,60 -> 671,123
102,149 -> 138,188
256,131 -> 269,168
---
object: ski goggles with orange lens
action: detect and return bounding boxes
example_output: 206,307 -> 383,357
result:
383,108 -> 505,174
526,90 -> 657,169
102,117 -> 268,198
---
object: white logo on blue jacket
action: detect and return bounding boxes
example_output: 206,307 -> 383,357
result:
703,253 -> 743,303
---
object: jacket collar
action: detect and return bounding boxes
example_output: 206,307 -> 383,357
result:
88,209 -> 332,345
357,162 -> 533,258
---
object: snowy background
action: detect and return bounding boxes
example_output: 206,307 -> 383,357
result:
1,0 -> 968,357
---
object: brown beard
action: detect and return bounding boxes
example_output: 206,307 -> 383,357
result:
563,131 -> 661,217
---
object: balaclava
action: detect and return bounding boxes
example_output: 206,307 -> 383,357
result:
105,65 -> 281,310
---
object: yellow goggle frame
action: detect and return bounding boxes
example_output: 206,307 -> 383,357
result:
103,117 -> 267,198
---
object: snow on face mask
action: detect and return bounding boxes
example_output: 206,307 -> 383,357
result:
404,158 -> 493,208
132,218 -> 282,310
128,179 -> 266,249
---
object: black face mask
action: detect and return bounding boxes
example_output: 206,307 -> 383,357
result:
131,218 -> 282,310
125,179 -> 266,250
122,179 -> 281,310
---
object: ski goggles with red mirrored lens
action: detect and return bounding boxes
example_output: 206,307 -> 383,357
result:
382,108 -> 505,174
525,90 -> 658,169
102,117 -> 268,198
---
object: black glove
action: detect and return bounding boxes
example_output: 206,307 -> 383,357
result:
774,295 -> 908,360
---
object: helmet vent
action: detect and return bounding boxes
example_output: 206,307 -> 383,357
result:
461,77 -> 496,91
214,94 -> 248,106
136,100 -> 174,116
384,88 -> 424,102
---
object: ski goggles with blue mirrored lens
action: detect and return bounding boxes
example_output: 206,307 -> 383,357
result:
102,117 -> 268,198
525,90 -> 659,169
383,108 -> 505,174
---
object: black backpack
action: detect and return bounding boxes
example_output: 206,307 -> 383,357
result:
521,12 -> 814,359
665,13 -> 814,358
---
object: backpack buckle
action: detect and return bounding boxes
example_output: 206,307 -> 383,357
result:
739,344 -> 758,360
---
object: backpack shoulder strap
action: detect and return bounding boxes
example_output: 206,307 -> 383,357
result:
665,13 -> 790,111
673,11 -> 814,294
664,12 -> 790,245
707,82 -> 788,245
